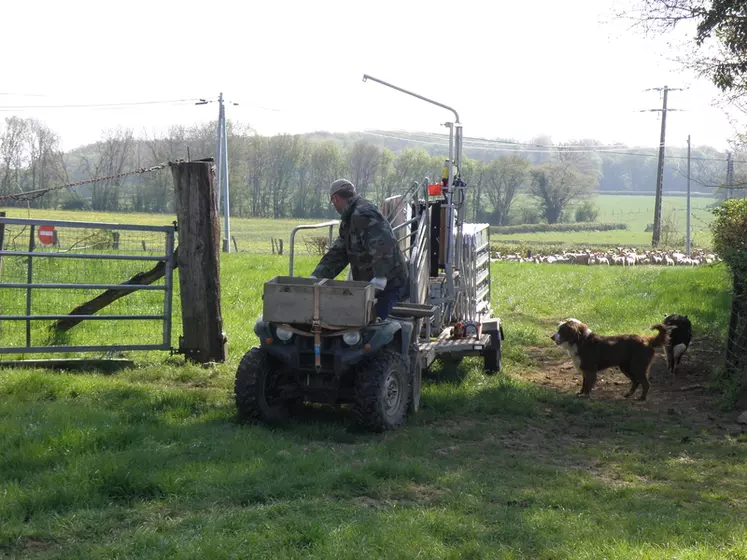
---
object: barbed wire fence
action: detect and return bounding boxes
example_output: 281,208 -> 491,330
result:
0,165 -> 335,257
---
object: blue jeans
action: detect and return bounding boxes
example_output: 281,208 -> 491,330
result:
375,284 -> 405,320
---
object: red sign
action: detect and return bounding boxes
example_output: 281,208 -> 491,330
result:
38,225 -> 55,246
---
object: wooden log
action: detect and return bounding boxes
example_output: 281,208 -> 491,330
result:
170,159 -> 226,363
52,251 -> 177,332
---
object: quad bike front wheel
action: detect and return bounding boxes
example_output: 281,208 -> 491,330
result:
235,347 -> 293,424
353,350 -> 412,432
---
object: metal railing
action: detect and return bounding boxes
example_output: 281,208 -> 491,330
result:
0,216 -> 175,354
288,220 -> 339,276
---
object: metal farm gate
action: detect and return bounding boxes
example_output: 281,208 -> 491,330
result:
0,216 -> 176,355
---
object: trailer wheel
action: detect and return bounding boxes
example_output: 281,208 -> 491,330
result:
235,347 -> 292,424
353,350 -> 412,432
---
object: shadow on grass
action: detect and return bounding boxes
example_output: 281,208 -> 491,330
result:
2,365 -> 747,558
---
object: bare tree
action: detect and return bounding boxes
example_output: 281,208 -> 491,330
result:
623,0 -> 747,104
80,128 -> 135,211
481,155 -> 530,225
25,119 -> 67,208
529,162 -> 597,224
246,134 -> 269,217
372,148 -> 395,204
556,140 -> 603,181
460,157 -> 485,221
0,116 -> 30,200
294,140 -> 342,218
267,134 -> 303,218
348,140 -> 381,197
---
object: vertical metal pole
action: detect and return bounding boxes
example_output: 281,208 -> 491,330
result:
215,93 -> 223,210
26,225 -> 35,348
163,228 -> 175,347
444,122 -> 455,319
455,124 -> 464,274
686,135 -> 691,256
222,99 -> 231,253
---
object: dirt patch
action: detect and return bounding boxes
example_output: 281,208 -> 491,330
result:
522,337 -> 744,435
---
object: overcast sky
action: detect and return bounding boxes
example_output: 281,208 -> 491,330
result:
2,0 -> 742,152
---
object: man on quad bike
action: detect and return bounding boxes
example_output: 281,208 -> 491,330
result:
310,179 -> 409,320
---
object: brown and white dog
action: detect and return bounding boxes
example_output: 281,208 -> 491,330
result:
550,318 -> 669,401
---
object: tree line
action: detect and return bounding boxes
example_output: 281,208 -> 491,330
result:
0,116 -> 740,225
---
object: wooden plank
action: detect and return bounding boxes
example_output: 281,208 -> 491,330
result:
420,333 -> 491,354
52,250 -> 177,332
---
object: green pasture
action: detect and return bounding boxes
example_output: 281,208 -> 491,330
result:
1,193 -> 722,255
500,194 -> 718,249
0,208 -> 312,255
2,250 -> 746,559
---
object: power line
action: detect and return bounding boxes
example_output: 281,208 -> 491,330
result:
0,98 -> 206,111
362,130 -> 738,162
0,92 -> 48,97
673,166 -> 747,189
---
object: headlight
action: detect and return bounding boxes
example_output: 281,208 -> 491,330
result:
275,326 -> 293,342
342,331 -> 361,346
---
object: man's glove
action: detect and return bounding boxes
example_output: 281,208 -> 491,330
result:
370,276 -> 387,291
309,275 -> 317,279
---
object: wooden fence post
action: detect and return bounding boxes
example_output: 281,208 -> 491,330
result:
170,159 -> 226,363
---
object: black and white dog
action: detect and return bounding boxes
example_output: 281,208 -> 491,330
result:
662,314 -> 692,375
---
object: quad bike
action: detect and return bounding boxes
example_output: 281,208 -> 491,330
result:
235,76 -> 504,432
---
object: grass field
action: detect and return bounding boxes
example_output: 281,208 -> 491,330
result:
500,194 -> 718,249
2,251 -> 746,559
0,208 -> 332,256
1,193 -> 721,255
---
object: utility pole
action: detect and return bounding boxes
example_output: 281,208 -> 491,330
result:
686,135 -> 691,256
726,151 -> 734,201
642,85 -> 683,247
217,93 -> 230,253
197,93 -> 237,253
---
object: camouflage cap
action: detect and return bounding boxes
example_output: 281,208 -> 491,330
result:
329,179 -> 355,196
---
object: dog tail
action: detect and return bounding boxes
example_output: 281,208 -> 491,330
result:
647,324 -> 669,348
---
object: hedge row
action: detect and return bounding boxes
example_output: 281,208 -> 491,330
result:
489,222 -> 628,235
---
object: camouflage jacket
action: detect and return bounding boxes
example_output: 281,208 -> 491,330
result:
312,195 -> 409,289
